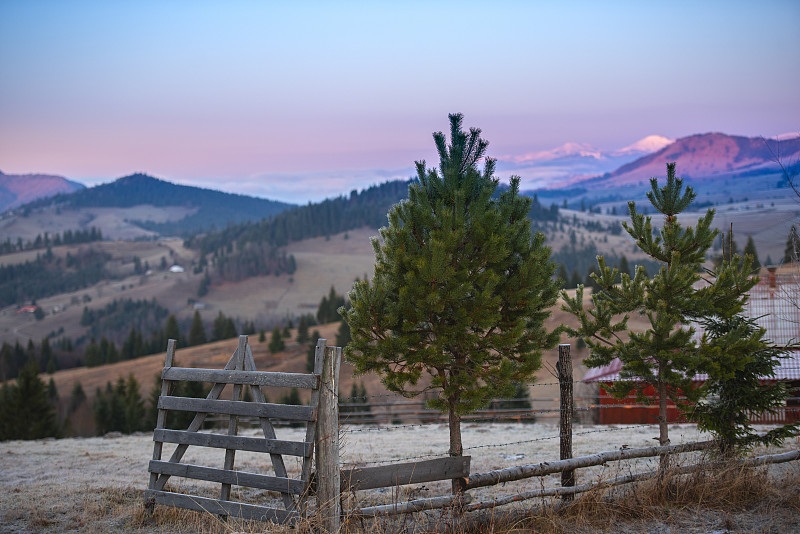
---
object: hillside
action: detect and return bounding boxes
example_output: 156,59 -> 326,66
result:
19,173 -> 294,236
0,171 -> 84,213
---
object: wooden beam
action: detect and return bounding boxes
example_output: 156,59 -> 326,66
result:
153,429 -> 311,457
162,367 -> 318,389
158,396 -> 315,421
462,440 -> 717,489
145,490 -> 299,524
342,456 -> 471,491
148,460 -> 305,494
353,494 -> 472,517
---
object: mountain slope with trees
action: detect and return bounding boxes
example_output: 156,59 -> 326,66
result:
21,173 -> 294,235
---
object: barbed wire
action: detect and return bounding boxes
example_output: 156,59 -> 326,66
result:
341,424 -> 658,466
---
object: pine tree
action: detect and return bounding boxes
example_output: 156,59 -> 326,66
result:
12,359 -> 59,439
296,315 -> 310,344
618,255 -> 630,278
344,114 -> 560,475
563,163 -> 719,460
743,236 -> 761,270
123,374 -> 145,433
268,326 -> 285,354
784,226 -> 799,263
165,314 -> 182,346
188,311 -> 207,346
335,317 -> 351,347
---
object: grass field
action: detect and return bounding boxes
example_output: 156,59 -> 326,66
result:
0,423 -> 797,533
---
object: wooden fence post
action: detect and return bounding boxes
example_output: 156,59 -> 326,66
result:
558,343 -> 575,500
316,344 -> 342,533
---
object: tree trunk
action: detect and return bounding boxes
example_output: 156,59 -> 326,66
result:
448,398 -> 463,495
657,379 -> 670,471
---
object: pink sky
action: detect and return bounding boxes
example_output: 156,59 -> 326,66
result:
1,1 -> 798,203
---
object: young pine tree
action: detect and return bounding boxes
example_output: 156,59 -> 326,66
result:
188,311 -> 207,346
563,163 -> 719,458
343,114 -> 560,477
268,327 -> 285,354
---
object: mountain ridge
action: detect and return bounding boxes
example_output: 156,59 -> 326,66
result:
0,171 -> 85,213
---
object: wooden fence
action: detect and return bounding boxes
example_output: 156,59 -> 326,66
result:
144,336 -> 340,528
145,340 -> 800,528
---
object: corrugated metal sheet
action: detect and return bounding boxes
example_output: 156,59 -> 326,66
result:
585,270 -> 800,383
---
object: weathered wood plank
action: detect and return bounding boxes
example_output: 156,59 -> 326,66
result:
148,339 -> 176,497
244,344 -> 296,512
220,336 -> 246,508
162,367 -> 318,389
158,396 -> 315,421
153,429 -> 312,457
342,456 -> 471,491
316,345 -> 341,534
299,339 -> 325,516
146,489 -> 299,524
148,460 -> 306,494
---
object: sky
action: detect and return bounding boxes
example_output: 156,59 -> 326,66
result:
1,0 -> 798,204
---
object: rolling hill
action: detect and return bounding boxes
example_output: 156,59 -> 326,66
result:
21,173 -> 295,236
0,171 -> 84,213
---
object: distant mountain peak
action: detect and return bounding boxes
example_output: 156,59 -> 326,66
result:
613,135 -> 673,156
0,172 -> 85,213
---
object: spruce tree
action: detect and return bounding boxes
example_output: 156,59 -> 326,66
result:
188,311 -> 207,346
296,315 -> 310,344
694,313 -> 799,454
268,327 -> 285,354
165,314 -> 182,346
12,359 -> 58,439
343,114 -> 560,472
563,163 -> 718,458
743,236 -> 761,270
784,226 -> 799,263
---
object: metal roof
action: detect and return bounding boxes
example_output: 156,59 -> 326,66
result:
584,270 -> 800,383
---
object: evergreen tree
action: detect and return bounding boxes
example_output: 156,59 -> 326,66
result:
743,236 -> 761,270
618,255 -> 630,278
188,311 -> 207,346
693,314 -> 799,454
344,114 -> 560,472
11,359 -> 59,439
69,381 -> 86,413
165,314 -> 182,346
563,163 -> 721,459
568,269 -> 582,289
268,326 -> 285,354
258,329 -> 266,343
296,315 -> 310,344
784,226 -> 799,263
335,317 -> 351,347
557,264 -> 569,289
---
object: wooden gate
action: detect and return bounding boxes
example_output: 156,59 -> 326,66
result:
145,336 -> 330,524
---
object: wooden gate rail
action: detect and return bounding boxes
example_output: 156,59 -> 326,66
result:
145,337 -> 333,526
342,456 -> 471,492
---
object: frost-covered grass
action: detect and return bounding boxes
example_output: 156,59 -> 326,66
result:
0,423 -> 797,533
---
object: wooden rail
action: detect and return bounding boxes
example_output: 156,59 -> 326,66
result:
145,336 -> 333,526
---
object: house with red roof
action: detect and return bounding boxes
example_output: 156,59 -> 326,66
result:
584,267 -> 800,424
